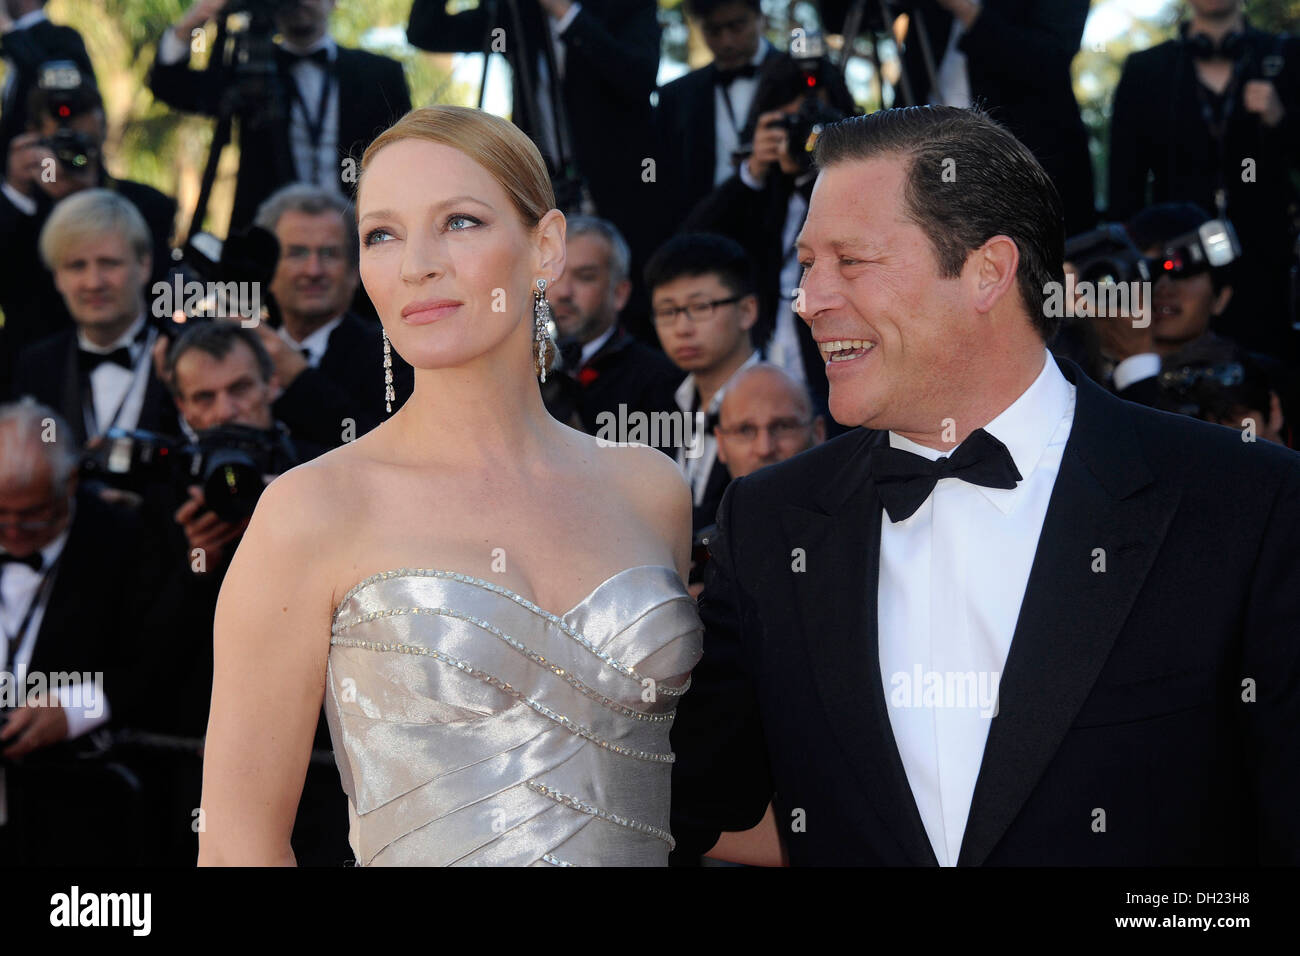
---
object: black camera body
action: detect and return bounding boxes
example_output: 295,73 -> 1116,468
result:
79,423 -> 297,522
33,60 -> 100,171
1066,219 -> 1241,286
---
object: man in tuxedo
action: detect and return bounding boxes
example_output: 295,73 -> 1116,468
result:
0,398 -> 183,864
250,182 -> 413,450
646,232 -> 759,534
0,75 -> 175,372
0,0 -> 94,161
899,0 -> 1095,236
9,189 -> 181,447
549,215 -> 683,437
670,106 -> 1300,865
408,0 -> 660,339
1108,0 -> 1300,362
149,0 -> 410,235
652,0 -> 781,239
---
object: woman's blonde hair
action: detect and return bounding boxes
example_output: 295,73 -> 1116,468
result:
360,105 -> 556,229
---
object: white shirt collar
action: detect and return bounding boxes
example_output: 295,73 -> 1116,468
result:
280,313 -> 344,366
278,34 -> 337,60
887,349 -> 1074,515
77,313 -> 148,355
8,9 -> 49,32
674,349 -> 761,415
580,324 -> 617,366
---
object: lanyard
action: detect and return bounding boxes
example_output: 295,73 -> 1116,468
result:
1194,65 -> 1245,217
286,61 -> 336,184
718,83 -> 743,138
81,326 -> 156,440
0,552 -> 62,671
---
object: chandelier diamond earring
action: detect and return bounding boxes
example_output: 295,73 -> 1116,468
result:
533,277 -> 555,382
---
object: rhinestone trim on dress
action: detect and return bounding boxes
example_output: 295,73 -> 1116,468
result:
332,567 -> 692,697
541,853 -> 577,867
330,634 -> 676,763
333,605 -> 675,723
528,781 -> 676,849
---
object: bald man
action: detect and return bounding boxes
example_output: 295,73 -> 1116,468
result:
714,362 -> 825,480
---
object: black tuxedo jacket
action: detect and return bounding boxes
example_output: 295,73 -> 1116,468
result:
10,326 -> 181,447
670,355 -> 1300,864
571,325 -> 683,436
146,43 -> 410,233
651,44 -> 784,243
0,17 -> 95,161
272,312 -> 414,450
901,0 -> 1095,235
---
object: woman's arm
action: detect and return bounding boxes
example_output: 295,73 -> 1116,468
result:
197,465 -> 335,865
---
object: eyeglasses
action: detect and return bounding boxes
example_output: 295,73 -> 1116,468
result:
652,295 -> 743,327
716,418 -> 813,443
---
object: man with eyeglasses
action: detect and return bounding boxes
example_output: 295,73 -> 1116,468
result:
247,182 -> 413,451
715,362 -> 825,481
645,232 -> 762,532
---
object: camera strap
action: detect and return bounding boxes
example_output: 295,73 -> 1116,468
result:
284,61 -> 337,185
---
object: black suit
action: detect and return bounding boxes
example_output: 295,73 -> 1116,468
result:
671,355 -> 1300,864
0,16 -> 95,161
569,325 -> 683,436
272,313 -> 414,451
901,0 -> 1095,235
0,177 -> 176,389
652,44 -> 784,242
0,488 -> 187,865
146,41 -> 410,233
1108,26 -> 1300,360
10,325 -> 181,447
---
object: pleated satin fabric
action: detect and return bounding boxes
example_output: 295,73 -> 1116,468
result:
325,564 -> 704,866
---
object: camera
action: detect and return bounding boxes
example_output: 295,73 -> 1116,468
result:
1064,224 -> 1152,286
32,60 -> 100,170
1148,219 -> 1241,280
79,423 -> 298,523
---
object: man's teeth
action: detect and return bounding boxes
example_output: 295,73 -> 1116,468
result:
821,340 -> 876,362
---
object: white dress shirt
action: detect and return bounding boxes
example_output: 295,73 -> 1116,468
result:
930,1 -> 982,109
713,37 -> 770,187
77,313 -> 155,438
278,313 -> 343,369
157,29 -> 341,191
878,349 -> 1076,865
672,350 -> 761,505
0,499 -> 111,741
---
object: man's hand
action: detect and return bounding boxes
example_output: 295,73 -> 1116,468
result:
537,0 -> 574,21
4,132 -> 51,201
174,484 -> 251,572
245,321 -> 308,395
174,0 -> 230,44
935,0 -> 980,28
747,110 -> 797,182
0,700 -> 69,759
1244,80 -> 1285,128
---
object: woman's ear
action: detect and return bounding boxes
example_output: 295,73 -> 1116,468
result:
535,209 -> 567,286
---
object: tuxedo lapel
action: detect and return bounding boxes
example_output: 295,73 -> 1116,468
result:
956,357 -> 1182,865
688,68 -> 718,201
779,428 -> 939,865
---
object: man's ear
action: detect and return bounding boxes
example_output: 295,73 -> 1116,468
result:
1268,389 -> 1285,437
969,235 -> 1020,315
738,292 -> 759,332
612,277 -> 632,314
714,429 -> 728,465
1212,283 -> 1234,317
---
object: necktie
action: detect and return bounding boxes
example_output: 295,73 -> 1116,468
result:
277,46 -> 331,69
872,428 -> 1023,523
78,346 -> 133,372
714,62 -> 758,86
0,551 -> 43,572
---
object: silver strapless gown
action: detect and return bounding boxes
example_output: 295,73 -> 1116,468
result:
325,564 -> 703,866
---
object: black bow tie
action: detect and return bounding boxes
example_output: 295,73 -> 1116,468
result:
872,428 -> 1023,523
78,345 -> 133,372
0,551 -> 43,572
277,46 -> 331,69
715,63 -> 758,86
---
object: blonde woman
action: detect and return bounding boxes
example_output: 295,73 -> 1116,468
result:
199,106 -> 703,866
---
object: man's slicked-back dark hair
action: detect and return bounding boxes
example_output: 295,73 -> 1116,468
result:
644,232 -> 756,300
812,105 -> 1066,341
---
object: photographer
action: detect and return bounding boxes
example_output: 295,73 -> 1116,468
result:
0,0 -> 94,160
0,70 -> 175,375
148,0 -> 410,235
1109,0 -> 1300,361
252,182 -> 413,449
9,189 -> 181,448
682,53 -> 857,425
0,398 -> 184,864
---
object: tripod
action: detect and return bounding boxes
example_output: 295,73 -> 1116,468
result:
833,0 -> 940,109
